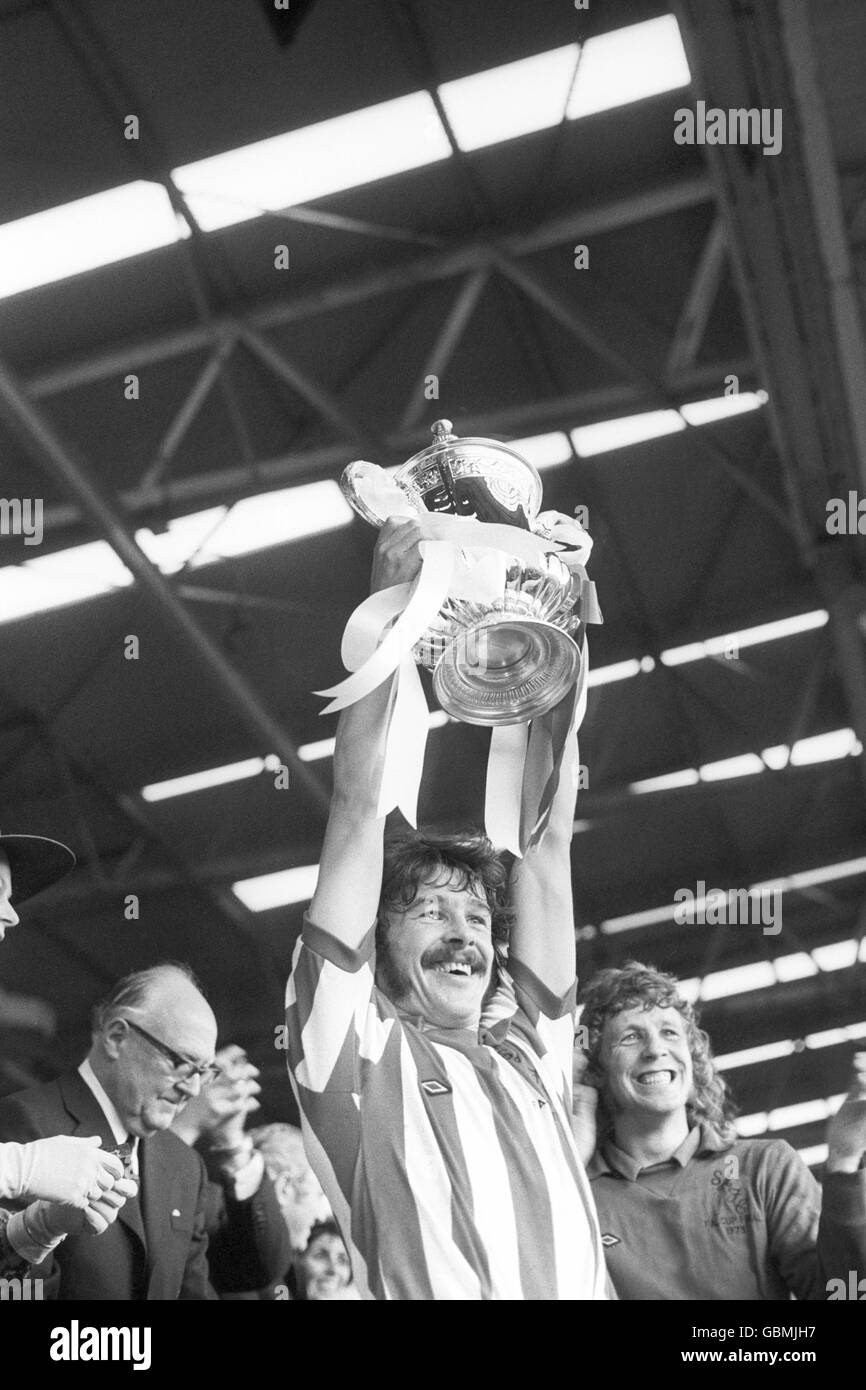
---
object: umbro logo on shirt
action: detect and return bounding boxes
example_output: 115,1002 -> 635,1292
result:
600,1233 -> 621,1247
420,1079 -> 452,1096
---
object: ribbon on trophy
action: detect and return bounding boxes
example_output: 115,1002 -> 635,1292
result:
315,507 -> 601,855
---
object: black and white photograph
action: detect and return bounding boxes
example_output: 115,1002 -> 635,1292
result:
0,0 -> 864,1362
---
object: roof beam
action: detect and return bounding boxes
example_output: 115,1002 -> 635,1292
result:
35,357 -> 755,538
674,0 -> 866,797
399,267 -> 490,430
24,179 -> 713,401
139,332 -> 237,491
0,354 -> 331,819
673,0 -> 864,542
238,325 -> 383,455
494,252 -> 793,536
33,842 -> 324,908
781,0 -> 866,493
664,216 -> 728,378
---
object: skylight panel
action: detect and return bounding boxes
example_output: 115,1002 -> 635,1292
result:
790,728 -> 861,765
188,481 -> 353,563
298,709 -> 453,763
699,753 -> 765,782
698,961 -> 776,1001
630,768 -> 700,794
233,864 -> 319,910
761,744 -> 790,770
676,978 -> 701,1003
805,1023 -> 866,1049
797,1144 -> 828,1167
773,953 -> 818,984
141,756 -> 279,802
599,903 -> 678,934
565,15 -> 691,120
715,1040 -> 796,1071
752,858 -> 866,895
0,18 -> 691,301
679,390 -> 767,425
767,1099 -> 830,1130
298,737 -> 337,764
708,610 -> 829,651
810,940 -> 859,971
438,46 -> 580,152
0,182 -> 183,299
661,609 -> 828,666
735,1112 -> 769,1137
508,432 -> 573,471
0,542 -> 133,622
134,508 -> 228,574
571,409 -> 684,458
173,93 -> 451,233
587,658 -> 642,687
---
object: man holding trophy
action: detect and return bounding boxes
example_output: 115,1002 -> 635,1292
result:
284,421 -> 606,1300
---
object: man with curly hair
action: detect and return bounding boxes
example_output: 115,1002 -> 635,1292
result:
284,518 -> 606,1300
574,960 -> 866,1300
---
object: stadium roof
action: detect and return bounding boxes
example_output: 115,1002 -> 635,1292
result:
0,0 -> 864,1160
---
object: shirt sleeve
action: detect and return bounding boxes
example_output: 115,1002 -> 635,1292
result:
762,1139 -> 866,1299
284,914 -> 400,1210
284,915 -> 384,1097
4,1203 -> 65,1266
0,1206 -> 31,1274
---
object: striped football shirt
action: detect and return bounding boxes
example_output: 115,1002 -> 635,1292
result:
285,914 -> 606,1301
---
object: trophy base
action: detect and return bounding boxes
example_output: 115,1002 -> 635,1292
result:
433,618 -> 580,726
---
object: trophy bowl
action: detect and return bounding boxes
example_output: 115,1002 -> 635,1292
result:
341,420 -> 583,725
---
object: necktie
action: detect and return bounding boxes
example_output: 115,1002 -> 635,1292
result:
112,1140 -> 136,1179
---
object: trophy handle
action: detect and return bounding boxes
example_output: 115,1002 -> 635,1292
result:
340,460 -> 421,529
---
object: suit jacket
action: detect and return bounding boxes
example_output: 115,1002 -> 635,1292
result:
0,1072 -> 230,1300
202,1158 -> 290,1296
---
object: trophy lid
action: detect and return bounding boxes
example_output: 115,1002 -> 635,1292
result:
398,419 -> 543,523
341,419 -> 544,529
406,418 -> 541,479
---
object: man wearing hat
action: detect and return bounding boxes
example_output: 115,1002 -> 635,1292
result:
0,830 -> 136,1276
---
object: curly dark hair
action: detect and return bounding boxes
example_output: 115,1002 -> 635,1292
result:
579,961 -> 737,1145
376,830 -> 512,987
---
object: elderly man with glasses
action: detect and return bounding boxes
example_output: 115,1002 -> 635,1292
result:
0,962 -> 288,1299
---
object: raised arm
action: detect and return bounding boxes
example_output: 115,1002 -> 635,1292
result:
308,519 -> 426,947
507,697 -> 582,999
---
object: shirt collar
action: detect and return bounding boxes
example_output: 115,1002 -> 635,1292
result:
590,1122 -> 727,1182
78,1058 -> 129,1146
396,1011 -> 479,1049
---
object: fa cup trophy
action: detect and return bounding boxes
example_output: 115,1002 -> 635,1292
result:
339,419 -> 596,725
318,419 -> 600,853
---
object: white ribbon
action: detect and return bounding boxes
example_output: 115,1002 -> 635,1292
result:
315,541 -> 457,714
378,654 -> 429,825
315,512 -> 597,837
485,724 -> 530,856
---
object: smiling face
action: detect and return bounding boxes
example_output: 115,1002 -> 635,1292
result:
600,1004 -> 694,1124
300,1231 -> 353,1300
375,872 -> 496,1030
0,850 -> 20,943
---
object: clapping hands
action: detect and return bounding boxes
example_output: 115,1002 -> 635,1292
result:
170,1044 -> 260,1150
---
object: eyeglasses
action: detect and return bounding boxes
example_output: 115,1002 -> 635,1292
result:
123,1019 -> 220,1085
